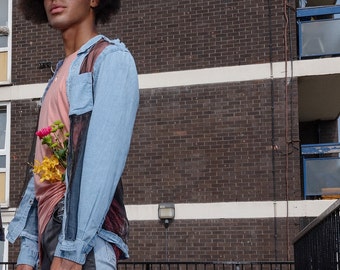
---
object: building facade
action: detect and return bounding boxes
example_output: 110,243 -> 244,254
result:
1,0 -> 339,264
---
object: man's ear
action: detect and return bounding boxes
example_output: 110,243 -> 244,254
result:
90,0 -> 100,8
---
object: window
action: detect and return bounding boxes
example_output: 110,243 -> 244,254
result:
0,103 -> 10,206
0,225 -> 9,268
0,0 -> 11,84
299,0 -> 337,8
304,157 -> 340,198
301,143 -> 340,199
297,3 -> 340,58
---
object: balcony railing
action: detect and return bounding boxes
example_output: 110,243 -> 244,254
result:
0,261 -> 295,270
301,143 -> 340,199
0,262 -> 15,270
297,5 -> 340,59
294,199 -> 340,269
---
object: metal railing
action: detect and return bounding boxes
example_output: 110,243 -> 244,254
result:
118,261 -> 295,270
0,261 -> 295,270
294,199 -> 340,270
0,262 -> 15,270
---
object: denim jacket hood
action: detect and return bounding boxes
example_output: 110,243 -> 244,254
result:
7,35 -> 139,267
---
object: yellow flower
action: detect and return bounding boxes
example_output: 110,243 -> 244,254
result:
33,156 -> 65,183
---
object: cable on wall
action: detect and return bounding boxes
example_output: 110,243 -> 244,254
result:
266,0 -> 278,262
284,0 -> 291,261
284,0 -> 301,260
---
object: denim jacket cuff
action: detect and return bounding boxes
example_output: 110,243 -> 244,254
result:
17,236 -> 39,268
54,239 -> 89,265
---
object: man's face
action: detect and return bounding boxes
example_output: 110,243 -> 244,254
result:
44,0 -> 96,31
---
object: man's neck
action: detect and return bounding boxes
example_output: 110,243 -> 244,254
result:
61,24 -> 98,56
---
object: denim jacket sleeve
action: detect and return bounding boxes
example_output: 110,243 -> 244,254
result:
54,42 -> 139,264
7,176 -> 39,268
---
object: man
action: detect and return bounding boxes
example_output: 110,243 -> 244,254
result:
7,0 -> 139,269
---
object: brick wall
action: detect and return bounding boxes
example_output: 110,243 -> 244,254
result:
11,0 -> 296,85
8,77 -> 301,262
9,80 -> 302,205
7,218 -> 301,262
8,0 -> 302,264
125,79 -> 301,204
8,99 -> 39,262
125,218 -> 300,261
10,99 -> 40,207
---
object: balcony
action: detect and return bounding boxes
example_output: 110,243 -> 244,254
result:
301,143 -> 340,199
296,6 -> 340,141
297,5 -> 340,59
294,199 -> 340,269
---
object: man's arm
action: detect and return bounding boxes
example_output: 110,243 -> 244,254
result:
16,265 -> 34,270
51,257 -> 81,270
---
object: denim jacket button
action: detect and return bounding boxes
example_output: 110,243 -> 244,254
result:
29,199 -> 34,205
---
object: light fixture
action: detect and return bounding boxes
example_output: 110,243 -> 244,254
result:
158,203 -> 175,228
38,61 -> 55,74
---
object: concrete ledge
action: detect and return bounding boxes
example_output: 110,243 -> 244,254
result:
1,57 -> 340,101
125,200 -> 335,221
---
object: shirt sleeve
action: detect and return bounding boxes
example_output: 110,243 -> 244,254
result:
54,47 -> 139,264
17,235 -> 39,268
7,177 -> 39,268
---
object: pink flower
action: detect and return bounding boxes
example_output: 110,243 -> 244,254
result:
36,126 -> 52,139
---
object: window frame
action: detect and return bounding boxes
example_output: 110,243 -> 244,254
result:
0,102 -> 11,207
301,143 -> 340,199
0,0 -> 12,85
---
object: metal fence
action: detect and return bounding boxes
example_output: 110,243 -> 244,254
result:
118,261 -> 295,270
0,261 -> 294,270
0,262 -> 15,270
294,199 -> 340,270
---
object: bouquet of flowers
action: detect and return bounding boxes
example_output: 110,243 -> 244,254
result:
33,120 -> 69,183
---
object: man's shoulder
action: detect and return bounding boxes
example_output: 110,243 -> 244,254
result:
97,38 -> 135,64
80,37 -> 130,73
105,38 -> 130,54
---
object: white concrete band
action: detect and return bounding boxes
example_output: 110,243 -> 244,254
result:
1,57 -> 340,101
2,200 -> 336,223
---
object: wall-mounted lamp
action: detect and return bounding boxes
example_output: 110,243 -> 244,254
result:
158,203 -> 175,228
38,61 -> 55,74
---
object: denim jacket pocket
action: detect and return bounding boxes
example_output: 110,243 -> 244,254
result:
68,72 -> 94,116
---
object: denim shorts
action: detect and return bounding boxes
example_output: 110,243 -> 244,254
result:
41,200 -> 117,269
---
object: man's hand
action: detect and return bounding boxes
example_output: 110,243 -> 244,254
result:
51,257 -> 82,270
16,265 -> 34,270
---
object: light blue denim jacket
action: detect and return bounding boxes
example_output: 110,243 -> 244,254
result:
7,35 -> 139,267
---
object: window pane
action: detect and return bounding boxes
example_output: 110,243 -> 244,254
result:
0,36 -> 7,48
305,158 -> 340,197
0,1 -> 8,26
301,19 -> 340,57
0,240 -> 3,262
0,156 -> 5,169
0,107 -> 6,149
0,172 -> 5,203
0,0 -> 9,49
0,52 -> 7,81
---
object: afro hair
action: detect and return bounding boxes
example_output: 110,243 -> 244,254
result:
18,0 -> 121,24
